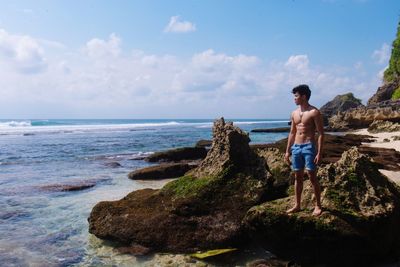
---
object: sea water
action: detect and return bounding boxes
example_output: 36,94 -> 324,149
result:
0,119 -> 289,266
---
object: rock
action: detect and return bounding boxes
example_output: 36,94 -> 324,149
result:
368,120 -> 400,133
195,139 -> 212,148
320,93 -> 363,125
251,127 -> 290,133
368,81 -> 399,105
146,147 -> 207,163
255,133 -> 400,172
393,135 -> 400,141
254,148 -> 292,200
128,163 -> 196,180
328,101 -> 400,131
243,147 -> 400,264
190,118 -> 266,179
39,181 -> 96,192
88,118 -> 278,253
103,161 -> 122,168
116,244 -> 151,256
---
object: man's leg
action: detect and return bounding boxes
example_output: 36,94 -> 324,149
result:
286,170 -> 304,213
307,170 -> 322,216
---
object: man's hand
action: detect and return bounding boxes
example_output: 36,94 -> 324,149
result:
285,152 -> 291,164
314,153 -> 321,165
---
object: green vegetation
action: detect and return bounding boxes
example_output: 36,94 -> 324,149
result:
161,164 -> 235,198
392,87 -> 400,100
162,175 -> 211,197
339,93 -> 362,105
384,21 -> 400,82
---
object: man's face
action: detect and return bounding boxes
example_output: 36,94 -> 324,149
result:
293,92 -> 305,105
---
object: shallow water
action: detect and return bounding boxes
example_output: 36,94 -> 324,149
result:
0,119 -> 288,266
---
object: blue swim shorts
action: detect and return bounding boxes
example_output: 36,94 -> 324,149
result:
291,142 -> 317,171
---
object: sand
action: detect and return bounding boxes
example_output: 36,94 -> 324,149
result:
351,129 -> 400,184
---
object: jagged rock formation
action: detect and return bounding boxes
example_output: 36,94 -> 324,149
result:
244,147 -> 400,264
368,120 -> 400,133
368,81 -> 399,105
88,118 -> 282,252
320,93 -> 363,125
328,101 -> 400,130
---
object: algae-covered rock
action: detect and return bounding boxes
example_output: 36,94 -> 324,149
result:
243,147 -> 400,264
88,118 -> 281,253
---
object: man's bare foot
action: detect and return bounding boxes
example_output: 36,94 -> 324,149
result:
286,206 -> 301,214
312,206 -> 322,216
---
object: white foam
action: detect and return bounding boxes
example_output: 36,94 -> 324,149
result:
0,121 -> 32,127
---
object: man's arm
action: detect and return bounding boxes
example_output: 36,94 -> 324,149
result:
285,112 -> 296,163
313,110 -> 324,164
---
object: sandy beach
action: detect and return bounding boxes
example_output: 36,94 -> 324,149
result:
352,128 -> 400,184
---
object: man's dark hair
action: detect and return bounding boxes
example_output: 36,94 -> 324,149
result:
292,84 -> 311,100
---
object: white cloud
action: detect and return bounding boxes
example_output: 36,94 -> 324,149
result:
0,29 -> 383,118
372,43 -> 391,65
84,33 -> 121,59
0,29 -> 47,74
164,16 -> 196,33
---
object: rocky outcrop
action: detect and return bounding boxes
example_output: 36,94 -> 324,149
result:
368,120 -> 400,133
328,101 -> 400,131
145,147 -> 207,163
128,163 -> 196,180
88,118 -> 282,253
368,81 -> 399,105
320,93 -> 363,125
251,127 -> 290,133
253,133 -> 400,171
244,147 -> 400,264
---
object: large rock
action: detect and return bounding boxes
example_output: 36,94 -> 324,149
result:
368,81 -> 399,105
243,147 -> 400,264
320,93 -> 363,125
145,147 -> 207,163
128,163 -> 196,180
328,101 -> 400,131
368,120 -> 400,133
88,118 -> 281,252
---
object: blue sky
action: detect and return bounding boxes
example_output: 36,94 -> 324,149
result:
0,0 -> 399,119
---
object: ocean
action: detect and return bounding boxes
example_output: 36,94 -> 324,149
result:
0,119 -> 289,266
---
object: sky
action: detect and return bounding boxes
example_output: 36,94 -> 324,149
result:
0,0 -> 399,119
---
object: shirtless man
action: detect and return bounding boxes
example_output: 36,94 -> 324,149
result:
285,84 -> 324,216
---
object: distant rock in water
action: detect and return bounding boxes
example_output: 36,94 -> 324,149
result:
251,127 -> 290,133
320,93 -> 363,125
128,163 -> 196,180
195,139 -> 212,148
103,161 -> 122,168
244,147 -> 400,264
145,147 -> 207,163
39,181 -> 96,192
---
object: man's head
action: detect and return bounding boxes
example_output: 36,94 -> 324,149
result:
292,84 -> 311,105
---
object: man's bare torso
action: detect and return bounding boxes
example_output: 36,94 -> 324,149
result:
292,106 -> 318,144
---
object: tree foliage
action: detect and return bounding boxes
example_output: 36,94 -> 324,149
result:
384,21 -> 400,83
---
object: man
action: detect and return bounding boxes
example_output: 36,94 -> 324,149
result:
285,84 -> 324,216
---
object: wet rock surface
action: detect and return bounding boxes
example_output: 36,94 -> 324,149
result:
145,147 -> 207,163
128,163 -> 196,180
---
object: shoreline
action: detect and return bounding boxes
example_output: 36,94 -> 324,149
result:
350,128 -> 400,184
